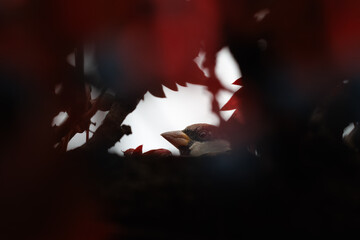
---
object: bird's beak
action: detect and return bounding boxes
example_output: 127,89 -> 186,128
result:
161,130 -> 190,149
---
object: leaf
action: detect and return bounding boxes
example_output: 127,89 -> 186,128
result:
164,82 -> 178,91
123,145 -> 143,156
123,148 -> 134,156
143,149 -> 172,157
134,145 -> 143,154
221,94 -> 241,111
148,87 -> 166,98
232,78 -> 242,86
176,81 -> 187,87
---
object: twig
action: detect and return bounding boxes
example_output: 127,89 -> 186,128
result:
76,99 -> 137,152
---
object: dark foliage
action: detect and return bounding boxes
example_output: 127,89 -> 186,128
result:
1,0 -> 360,239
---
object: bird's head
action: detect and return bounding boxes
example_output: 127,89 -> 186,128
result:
161,123 -> 231,156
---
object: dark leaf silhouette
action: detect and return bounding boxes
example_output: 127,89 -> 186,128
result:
124,145 -> 172,157
124,145 -> 143,157
148,86 -> 166,98
2,1 -> 360,239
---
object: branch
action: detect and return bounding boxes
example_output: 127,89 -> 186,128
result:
76,99 -> 136,152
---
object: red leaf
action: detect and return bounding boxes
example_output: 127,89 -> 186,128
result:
149,87 -> 166,98
164,82 -> 178,92
143,149 -> 172,157
133,145 -> 143,155
123,148 -> 134,156
123,145 -> 143,156
176,81 -> 187,87
232,78 -> 242,86
221,94 -> 241,111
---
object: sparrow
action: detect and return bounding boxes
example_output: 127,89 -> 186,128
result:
161,123 -> 231,156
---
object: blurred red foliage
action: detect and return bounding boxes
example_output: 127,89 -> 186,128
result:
1,0 -> 360,239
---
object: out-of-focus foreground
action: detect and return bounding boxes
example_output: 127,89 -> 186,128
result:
1,0 -> 360,239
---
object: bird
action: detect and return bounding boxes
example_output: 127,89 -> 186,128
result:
161,123 -> 231,156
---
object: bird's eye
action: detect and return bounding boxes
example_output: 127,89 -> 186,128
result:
199,131 -> 207,139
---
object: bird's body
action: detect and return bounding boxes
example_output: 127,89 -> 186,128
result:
161,123 -> 231,156
188,139 -> 231,157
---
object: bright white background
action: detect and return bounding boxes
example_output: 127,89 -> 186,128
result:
54,47 -> 241,155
